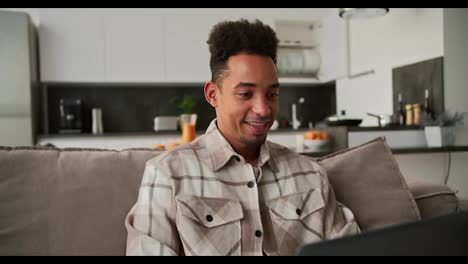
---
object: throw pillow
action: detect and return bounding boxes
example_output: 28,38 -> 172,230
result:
317,137 -> 421,231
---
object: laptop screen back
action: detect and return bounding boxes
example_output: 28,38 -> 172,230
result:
297,211 -> 468,256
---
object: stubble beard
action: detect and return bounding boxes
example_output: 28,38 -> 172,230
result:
240,134 -> 267,148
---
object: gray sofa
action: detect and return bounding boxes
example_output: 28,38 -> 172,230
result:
0,138 -> 465,255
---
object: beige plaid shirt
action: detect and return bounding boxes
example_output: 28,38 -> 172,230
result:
125,119 -> 360,256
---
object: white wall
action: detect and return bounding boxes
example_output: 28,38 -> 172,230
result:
443,8 -> 468,197
336,8 -> 444,126
444,9 -> 468,120
6,8 -> 332,28
335,8 -> 468,196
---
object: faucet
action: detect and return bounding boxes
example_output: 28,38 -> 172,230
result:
291,97 -> 305,130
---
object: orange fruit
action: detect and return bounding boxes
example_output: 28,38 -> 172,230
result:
167,143 -> 181,150
304,130 -> 320,140
304,131 -> 314,140
152,144 -> 166,150
305,130 -> 329,140
320,133 -> 329,140
315,131 -> 322,139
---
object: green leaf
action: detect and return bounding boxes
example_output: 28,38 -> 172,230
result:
171,95 -> 196,114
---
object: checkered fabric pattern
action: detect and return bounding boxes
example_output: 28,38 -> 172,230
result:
125,119 -> 360,256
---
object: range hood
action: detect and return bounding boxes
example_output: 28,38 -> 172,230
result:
339,8 -> 389,20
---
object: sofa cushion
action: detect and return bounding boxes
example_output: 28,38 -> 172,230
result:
0,146 -> 162,256
317,137 -> 421,231
407,181 -> 459,218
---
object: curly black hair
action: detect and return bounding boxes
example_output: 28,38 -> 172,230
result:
207,19 -> 279,85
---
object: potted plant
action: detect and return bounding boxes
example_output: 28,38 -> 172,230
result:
171,95 -> 196,115
171,95 -> 198,143
422,110 -> 466,147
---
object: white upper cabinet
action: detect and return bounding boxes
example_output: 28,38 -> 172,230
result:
40,9 -> 165,83
103,9 -> 165,82
241,9 -> 348,84
163,11 -> 239,83
39,9 -> 105,82
275,20 -> 321,80
163,10 -> 281,83
273,10 -> 348,83
39,8 -> 347,84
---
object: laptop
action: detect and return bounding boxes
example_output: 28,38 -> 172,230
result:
297,210 -> 468,256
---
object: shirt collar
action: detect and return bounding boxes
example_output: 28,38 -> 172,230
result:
204,119 -> 279,172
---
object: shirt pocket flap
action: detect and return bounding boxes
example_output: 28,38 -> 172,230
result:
177,197 -> 244,228
268,189 -> 325,220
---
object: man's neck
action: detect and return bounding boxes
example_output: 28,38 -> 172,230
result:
215,120 -> 262,166
232,144 -> 260,166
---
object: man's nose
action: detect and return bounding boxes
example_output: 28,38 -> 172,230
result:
252,96 -> 271,117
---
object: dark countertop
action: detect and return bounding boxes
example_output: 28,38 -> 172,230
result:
389,146 -> 468,154
38,127 -> 468,156
37,128 -> 312,139
347,125 -> 423,131
300,146 -> 468,157
37,131 -> 184,138
37,126 -> 422,138
274,126 -> 424,132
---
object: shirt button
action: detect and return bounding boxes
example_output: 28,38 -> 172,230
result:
206,215 -> 213,222
247,181 -> 255,188
255,230 -> 263,237
296,209 -> 302,216
234,156 -> 240,162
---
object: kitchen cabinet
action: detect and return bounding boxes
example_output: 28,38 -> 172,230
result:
163,11 -> 291,83
163,13 -> 237,83
241,8 -> 348,83
103,9 -> 165,82
163,10 -> 346,84
39,9 -> 348,84
40,9 -> 165,83
40,9 -> 233,83
39,9 -> 105,82
276,12 -> 347,83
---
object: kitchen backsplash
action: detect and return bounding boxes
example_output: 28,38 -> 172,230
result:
392,56 -> 444,117
39,82 -> 336,134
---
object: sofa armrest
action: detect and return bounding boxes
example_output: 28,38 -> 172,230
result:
407,181 -> 459,219
458,197 -> 468,211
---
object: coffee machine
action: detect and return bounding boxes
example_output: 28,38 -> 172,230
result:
59,98 -> 83,133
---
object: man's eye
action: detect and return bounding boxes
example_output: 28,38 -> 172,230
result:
269,92 -> 279,98
237,93 -> 250,98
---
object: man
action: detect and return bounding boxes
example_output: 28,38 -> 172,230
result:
125,19 -> 359,256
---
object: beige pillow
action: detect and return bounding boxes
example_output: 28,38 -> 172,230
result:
317,137 -> 421,231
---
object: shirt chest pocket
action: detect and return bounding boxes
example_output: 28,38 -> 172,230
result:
267,189 -> 325,251
176,197 -> 244,256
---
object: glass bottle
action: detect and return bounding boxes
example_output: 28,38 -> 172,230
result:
397,93 -> 405,125
413,104 -> 422,126
424,89 -> 435,120
405,104 -> 414,126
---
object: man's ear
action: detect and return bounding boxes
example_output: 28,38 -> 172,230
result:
204,81 -> 218,107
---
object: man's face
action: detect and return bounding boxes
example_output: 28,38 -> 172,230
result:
205,53 -> 279,149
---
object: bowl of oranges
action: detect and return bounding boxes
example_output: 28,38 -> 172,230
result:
151,142 -> 181,150
303,130 -> 329,150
